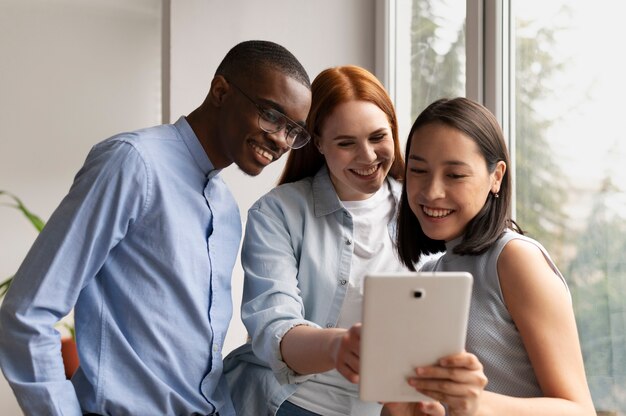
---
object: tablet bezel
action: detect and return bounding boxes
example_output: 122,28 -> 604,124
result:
359,271 -> 473,402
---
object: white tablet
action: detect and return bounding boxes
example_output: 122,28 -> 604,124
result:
359,271 -> 473,402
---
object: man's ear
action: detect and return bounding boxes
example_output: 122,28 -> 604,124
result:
314,136 -> 323,154
209,75 -> 229,106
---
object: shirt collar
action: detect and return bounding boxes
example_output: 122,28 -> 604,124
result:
445,236 -> 464,252
311,165 -> 401,218
312,165 -> 344,217
174,116 -> 217,177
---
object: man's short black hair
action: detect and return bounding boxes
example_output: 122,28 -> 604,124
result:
215,40 -> 310,89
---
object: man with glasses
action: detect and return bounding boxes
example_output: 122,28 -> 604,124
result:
0,40 -> 311,416
226,79 -> 311,151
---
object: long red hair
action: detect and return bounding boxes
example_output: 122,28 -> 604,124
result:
278,65 -> 404,185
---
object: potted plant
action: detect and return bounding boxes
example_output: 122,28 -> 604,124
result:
0,190 -> 79,379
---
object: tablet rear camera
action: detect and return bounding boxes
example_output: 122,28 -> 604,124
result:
413,290 -> 423,299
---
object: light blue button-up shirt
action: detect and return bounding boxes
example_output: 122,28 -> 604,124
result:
0,117 -> 241,416
223,166 -> 403,415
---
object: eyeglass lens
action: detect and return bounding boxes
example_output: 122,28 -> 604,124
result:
228,79 -> 310,149
257,111 -> 309,149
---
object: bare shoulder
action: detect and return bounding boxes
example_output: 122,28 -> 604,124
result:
498,238 -> 556,280
498,237 -> 545,270
496,238 -> 594,409
497,237 -> 569,309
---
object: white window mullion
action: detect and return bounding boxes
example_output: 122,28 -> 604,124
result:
376,0 -> 413,145
465,0 -> 484,104
375,0 -> 396,103
473,0 -> 515,215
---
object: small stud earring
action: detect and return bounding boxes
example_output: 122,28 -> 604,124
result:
493,192 -> 499,199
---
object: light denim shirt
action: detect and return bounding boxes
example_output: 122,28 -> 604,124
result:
223,166 -> 402,415
0,117 -> 240,416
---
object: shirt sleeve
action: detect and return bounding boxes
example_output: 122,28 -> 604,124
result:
240,202 -> 320,385
0,138 -> 149,415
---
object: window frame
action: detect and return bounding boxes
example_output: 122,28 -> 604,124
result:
379,2 -> 626,413
376,0 -> 516,212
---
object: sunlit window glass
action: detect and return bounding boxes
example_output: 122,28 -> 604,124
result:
515,1 -> 626,413
395,0 -> 466,138
411,0 -> 466,117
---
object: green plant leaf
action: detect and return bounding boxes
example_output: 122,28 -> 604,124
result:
0,190 -> 46,232
0,275 -> 14,297
1,191 -> 46,300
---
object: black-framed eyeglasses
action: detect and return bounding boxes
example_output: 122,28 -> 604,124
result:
227,79 -> 311,149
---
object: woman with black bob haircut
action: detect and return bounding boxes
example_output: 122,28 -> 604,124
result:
397,97 -> 515,267
393,97 -> 595,415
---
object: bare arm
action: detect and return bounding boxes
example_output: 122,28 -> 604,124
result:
280,323 -> 362,383
478,239 -> 595,415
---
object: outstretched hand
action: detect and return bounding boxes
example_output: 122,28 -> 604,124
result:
332,323 -> 361,383
408,351 -> 487,416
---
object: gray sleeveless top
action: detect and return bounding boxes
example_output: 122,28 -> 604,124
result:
421,229 -> 568,396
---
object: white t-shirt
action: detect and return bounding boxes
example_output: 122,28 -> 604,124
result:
288,182 -> 405,416
336,184 -> 404,328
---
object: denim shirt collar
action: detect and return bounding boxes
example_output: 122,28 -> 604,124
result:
311,164 -> 403,218
312,165 -> 344,217
174,116 -> 217,177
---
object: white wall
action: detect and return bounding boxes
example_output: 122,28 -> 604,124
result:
0,0 -> 162,413
0,0 -> 375,413
0,0 -> 162,279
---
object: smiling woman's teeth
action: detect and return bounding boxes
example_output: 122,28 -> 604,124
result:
423,206 -> 453,218
353,165 -> 378,176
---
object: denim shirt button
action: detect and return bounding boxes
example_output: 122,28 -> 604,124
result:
326,323 -> 334,328
345,238 -> 352,245
340,279 -> 347,286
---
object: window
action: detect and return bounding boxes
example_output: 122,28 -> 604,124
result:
381,0 -> 466,142
387,0 -> 626,412
515,1 -> 626,412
